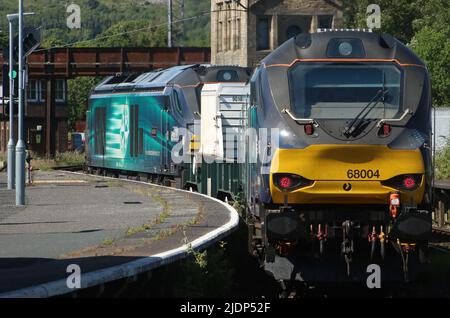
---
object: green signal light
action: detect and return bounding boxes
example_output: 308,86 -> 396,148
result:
9,70 -> 17,79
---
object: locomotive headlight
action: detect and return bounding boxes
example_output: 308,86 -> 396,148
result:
273,173 -> 313,191
338,42 -> 353,56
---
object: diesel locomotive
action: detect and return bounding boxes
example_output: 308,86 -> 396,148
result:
85,64 -> 251,184
246,29 -> 433,282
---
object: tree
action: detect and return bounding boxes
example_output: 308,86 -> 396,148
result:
88,20 -> 167,47
342,0 -> 421,44
0,33 -> 7,49
67,77 -> 101,130
410,0 -> 450,106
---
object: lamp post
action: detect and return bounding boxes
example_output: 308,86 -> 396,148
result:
6,16 -> 15,190
15,0 -> 25,205
6,11 -> 33,192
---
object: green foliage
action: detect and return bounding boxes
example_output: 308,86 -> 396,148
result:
342,0 -> 450,106
67,77 -> 101,129
88,20 -> 167,47
0,33 -> 7,49
435,144 -> 450,180
342,0 -> 420,44
410,0 -> 450,107
171,246 -> 235,297
0,0 -> 210,49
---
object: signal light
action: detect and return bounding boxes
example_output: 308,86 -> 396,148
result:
304,124 -> 314,136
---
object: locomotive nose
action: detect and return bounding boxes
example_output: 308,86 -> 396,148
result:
269,145 -> 425,205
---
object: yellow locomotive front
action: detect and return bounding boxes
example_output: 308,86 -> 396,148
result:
270,145 -> 425,207
246,30 -> 433,282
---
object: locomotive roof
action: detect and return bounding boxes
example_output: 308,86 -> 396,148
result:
261,30 -> 426,68
91,65 -> 251,95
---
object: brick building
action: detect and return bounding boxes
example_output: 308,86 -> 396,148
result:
211,0 -> 343,67
0,76 -> 68,156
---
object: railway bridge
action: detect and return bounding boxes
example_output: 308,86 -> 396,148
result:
0,47 -> 211,156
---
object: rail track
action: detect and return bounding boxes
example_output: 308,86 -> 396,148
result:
432,226 -> 450,236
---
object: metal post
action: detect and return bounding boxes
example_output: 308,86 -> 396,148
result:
7,18 -> 15,190
168,0 -> 173,47
15,0 -> 25,206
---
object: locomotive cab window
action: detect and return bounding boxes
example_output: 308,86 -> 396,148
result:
173,90 -> 183,114
289,63 -> 402,120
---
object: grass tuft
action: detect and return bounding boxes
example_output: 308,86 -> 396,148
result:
30,151 -> 85,171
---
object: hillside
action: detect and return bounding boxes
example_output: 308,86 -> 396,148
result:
0,0 -> 211,48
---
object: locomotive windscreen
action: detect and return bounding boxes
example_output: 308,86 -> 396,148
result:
289,63 -> 402,120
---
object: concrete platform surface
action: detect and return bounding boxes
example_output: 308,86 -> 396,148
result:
0,170 -> 238,297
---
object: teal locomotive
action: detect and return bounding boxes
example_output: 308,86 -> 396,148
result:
85,65 -> 251,189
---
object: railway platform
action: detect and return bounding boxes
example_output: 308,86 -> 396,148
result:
0,170 -> 238,297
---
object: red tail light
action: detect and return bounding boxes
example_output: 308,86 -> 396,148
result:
304,124 -> 315,136
274,173 -> 313,191
279,177 -> 292,189
381,174 -> 421,191
403,176 -> 416,189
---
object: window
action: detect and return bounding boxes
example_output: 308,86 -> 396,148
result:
218,22 -> 223,52
257,17 -> 271,51
173,90 -> 182,114
40,80 -> 47,101
55,79 -> 66,101
38,80 -> 65,102
286,25 -> 302,39
226,3 -> 232,51
27,80 -> 38,101
227,19 -> 232,51
235,18 -> 241,50
289,63 -> 402,120
129,105 -> 141,157
94,107 -> 106,155
318,15 -> 333,29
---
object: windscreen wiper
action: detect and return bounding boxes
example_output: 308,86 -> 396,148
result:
343,88 -> 388,138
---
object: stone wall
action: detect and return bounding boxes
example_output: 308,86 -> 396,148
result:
211,0 -> 342,67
